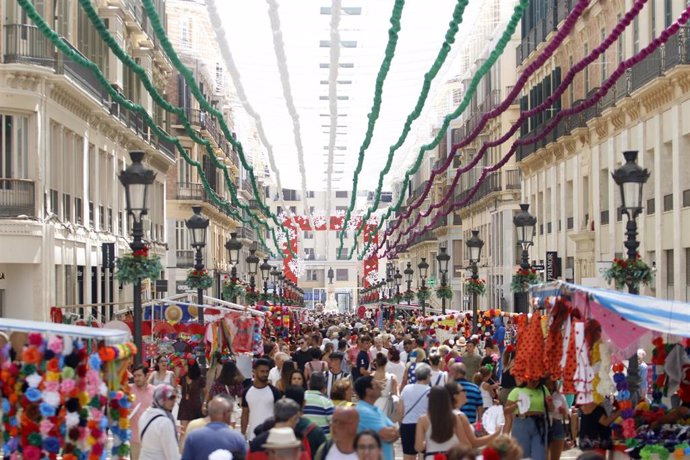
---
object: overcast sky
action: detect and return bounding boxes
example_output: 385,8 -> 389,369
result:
216,0 -> 481,192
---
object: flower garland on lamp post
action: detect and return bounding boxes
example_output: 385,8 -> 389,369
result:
417,258 -> 429,316
512,204 -> 537,314
436,245 -> 451,314
118,151 -> 156,366
611,150 -> 651,405
186,206 -> 209,331
466,230 -> 484,333
224,232 -> 243,303
404,262 -> 414,305
245,246 -> 260,306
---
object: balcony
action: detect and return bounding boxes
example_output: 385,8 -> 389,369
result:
237,226 -> 255,242
453,169 -> 522,207
406,231 -> 437,248
175,182 -> 206,201
176,249 -> 195,268
0,179 -> 35,217
3,24 -> 176,162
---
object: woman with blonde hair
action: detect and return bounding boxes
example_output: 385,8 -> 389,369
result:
330,378 -> 355,407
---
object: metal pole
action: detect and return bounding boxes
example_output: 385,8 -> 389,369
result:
625,214 -> 641,400
231,265 -> 238,303
421,279 -> 426,317
131,219 -> 144,367
471,262 -> 478,333
441,271 -> 447,315
249,275 -> 256,306
194,246 -> 205,326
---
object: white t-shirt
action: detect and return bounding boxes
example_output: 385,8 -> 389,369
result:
325,443 -> 358,460
430,370 -> 447,387
268,366 -> 281,386
369,346 -> 389,361
386,361 -> 405,385
549,392 -> 569,421
241,384 -> 281,440
400,383 -> 431,424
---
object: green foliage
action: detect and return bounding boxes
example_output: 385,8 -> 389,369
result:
436,285 -> 453,300
115,248 -> 162,285
603,255 -> 654,291
186,269 -> 213,290
510,268 -> 540,293
417,287 -> 431,302
464,278 -> 486,296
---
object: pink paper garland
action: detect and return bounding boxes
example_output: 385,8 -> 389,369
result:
388,7 -> 690,257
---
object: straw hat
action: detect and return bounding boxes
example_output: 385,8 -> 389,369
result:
164,305 -> 183,324
262,427 -> 301,449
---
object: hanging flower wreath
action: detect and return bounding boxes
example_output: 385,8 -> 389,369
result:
510,267 -> 540,293
603,254 -> 654,291
393,293 -> 403,304
403,290 -> 415,303
185,268 -> 213,290
417,287 -> 431,302
115,246 -> 162,285
464,277 -> 487,296
245,289 -> 259,305
222,280 -> 246,301
435,286 -> 453,300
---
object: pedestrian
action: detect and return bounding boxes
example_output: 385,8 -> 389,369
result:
269,352 -> 289,387
462,339 -> 482,379
304,372 -> 335,435
292,337 -> 312,371
206,360 -> 245,408
181,396 -> 247,460
351,336 -> 372,381
429,354 -> 448,387
444,382 -> 502,448
331,378 -> 355,407
138,384 -> 180,460
506,379 -> 552,460
353,429 -> 383,460
149,354 -> 176,387
325,352 -> 350,398
277,360 -> 297,392
130,364 -> 156,460
241,358 -> 282,440
450,362 -> 482,424
289,369 -> 307,389
397,363 -> 431,460
481,434 -> 523,460
305,347 -> 329,381
415,386 -> 463,458
372,353 -> 398,421
249,398 -> 302,457
263,427 -> 305,460
178,359 -> 205,431
385,349 -> 405,385
313,406 -> 359,460
546,380 -> 569,460
284,385 -> 328,456
354,376 -> 399,460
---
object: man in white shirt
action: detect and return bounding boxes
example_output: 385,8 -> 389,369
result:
268,352 -> 288,386
314,407 -> 359,460
368,335 -> 389,362
241,358 -> 282,440
397,364 -> 432,460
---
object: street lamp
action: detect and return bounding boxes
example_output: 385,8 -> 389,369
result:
394,268 -> 402,298
418,258 -> 429,316
246,248 -> 259,305
612,150 -> 650,401
404,262 -> 414,305
612,150 -> 650,294
278,274 -> 285,307
260,258 -> 271,300
225,232 -> 242,286
513,203 -> 536,314
186,206 -> 209,326
436,246 -> 451,315
118,151 -> 155,366
466,230 -> 484,332
270,266 -> 280,303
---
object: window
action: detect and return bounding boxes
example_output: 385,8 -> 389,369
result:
63,193 -> 72,221
0,114 -> 29,180
107,208 -> 113,232
336,206 -> 348,213
665,0 -> 673,28
304,231 -> 314,239
647,198 -> 655,214
336,269 -> 348,281
335,190 -> 348,198
304,248 -> 315,260
600,209 -> 609,225
684,190 -> 690,207
181,18 -> 192,48
337,248 -> 348,260
600,29 -> 607,83
617,14 -> 624,65
306,270 -> 319,281
666,249 -> 674,289
307,190 -> 315,198
633,16 -> 640,54
664,194 -> 673,211
99,205 -> 105,229
215,62 -> 224,92
49,189 -> 59,215
89,202 -> 94,227
75,197 -> 83,224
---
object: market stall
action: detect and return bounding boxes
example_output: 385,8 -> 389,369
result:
0,318 -> 135,460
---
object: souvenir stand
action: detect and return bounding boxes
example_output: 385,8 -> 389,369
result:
0,318 -> 135,460
526,281 -> 690,460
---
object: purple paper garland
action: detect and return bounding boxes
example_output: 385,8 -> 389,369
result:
379,0 -> 649,253
388,7 -> 690,257
376,0 -> 593,248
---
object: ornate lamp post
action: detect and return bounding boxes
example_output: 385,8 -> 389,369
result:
278,274 -> 285,307
436,246 -> 451,315
224,232 -> 243,302
404,262 -> 414,305
260,258 -> 271,300
612,150 -> 650,295
186,206 -> 209,325
612,150 -> 650,402
245,248 -> 259,305
513,203 -> 536,313
466,230 -> 484,333
394,268 -> 402,299
418,258 -> 429,317
118,151 -> 155,366
270,266 -> 280,304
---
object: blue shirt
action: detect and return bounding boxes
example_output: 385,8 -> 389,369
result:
458,379 -> 482,424
356,400 -> 395,460
181,422 -> 247,460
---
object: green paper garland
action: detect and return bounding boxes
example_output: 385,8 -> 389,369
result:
354,0 -> 530,260
339,0 -> 470,258
115,252 -> 162,285
139,0 -> 294,256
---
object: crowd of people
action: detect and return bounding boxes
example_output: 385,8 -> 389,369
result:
128,312 -> 617,460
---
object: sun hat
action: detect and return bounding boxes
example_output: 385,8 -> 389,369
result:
262,427 -> 301,449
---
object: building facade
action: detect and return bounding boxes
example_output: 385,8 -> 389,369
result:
0,0 -> 174,320
517,0 -> 690,299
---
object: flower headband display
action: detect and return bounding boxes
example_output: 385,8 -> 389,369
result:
0,333 -> 136,460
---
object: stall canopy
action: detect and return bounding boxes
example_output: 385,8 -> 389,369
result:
531,281 -> 690,339
0,317 -> 130,344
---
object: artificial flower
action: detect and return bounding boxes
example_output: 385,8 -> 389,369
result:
25,388 -> 42,403
62,337 -> 74,356
45,371 -> 61,382
61,367 -> 75,380
60,378 -> 76,394
46,358 -> 60,373
88,353 -> 102,371
39,402 -> 56,417
44,380 -> 59,393
48,336 -> 63,354
21,347 -> 42,365
482,447 -> 500,460
42,436 -> 61,453
39,419 -> 54,436
27,333 -> 43,347
43,391 -> 61,407
22,445 -> 41,460
25,373 -> 42,388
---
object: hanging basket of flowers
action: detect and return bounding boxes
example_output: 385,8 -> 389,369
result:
464,278 -> 487,296
417,287 -> 431,302
510,267 -> 540,293
403,290 -> 415,303
115,246 -> 162,285
435,286 -> 453,300
603,254 -> 654,291
223,280 -> 246,301
186,268 -> 214,290
245,289 -> 259,305
393,294 -> 403,304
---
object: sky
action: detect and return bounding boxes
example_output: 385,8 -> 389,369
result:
216,0 -> 482,193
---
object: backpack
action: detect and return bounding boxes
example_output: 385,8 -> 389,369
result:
313,439 -> 334,460
300,423 -> 318,459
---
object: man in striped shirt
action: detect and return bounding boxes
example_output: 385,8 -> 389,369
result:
303,372 -> 335,435
451,362 -> 483,424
